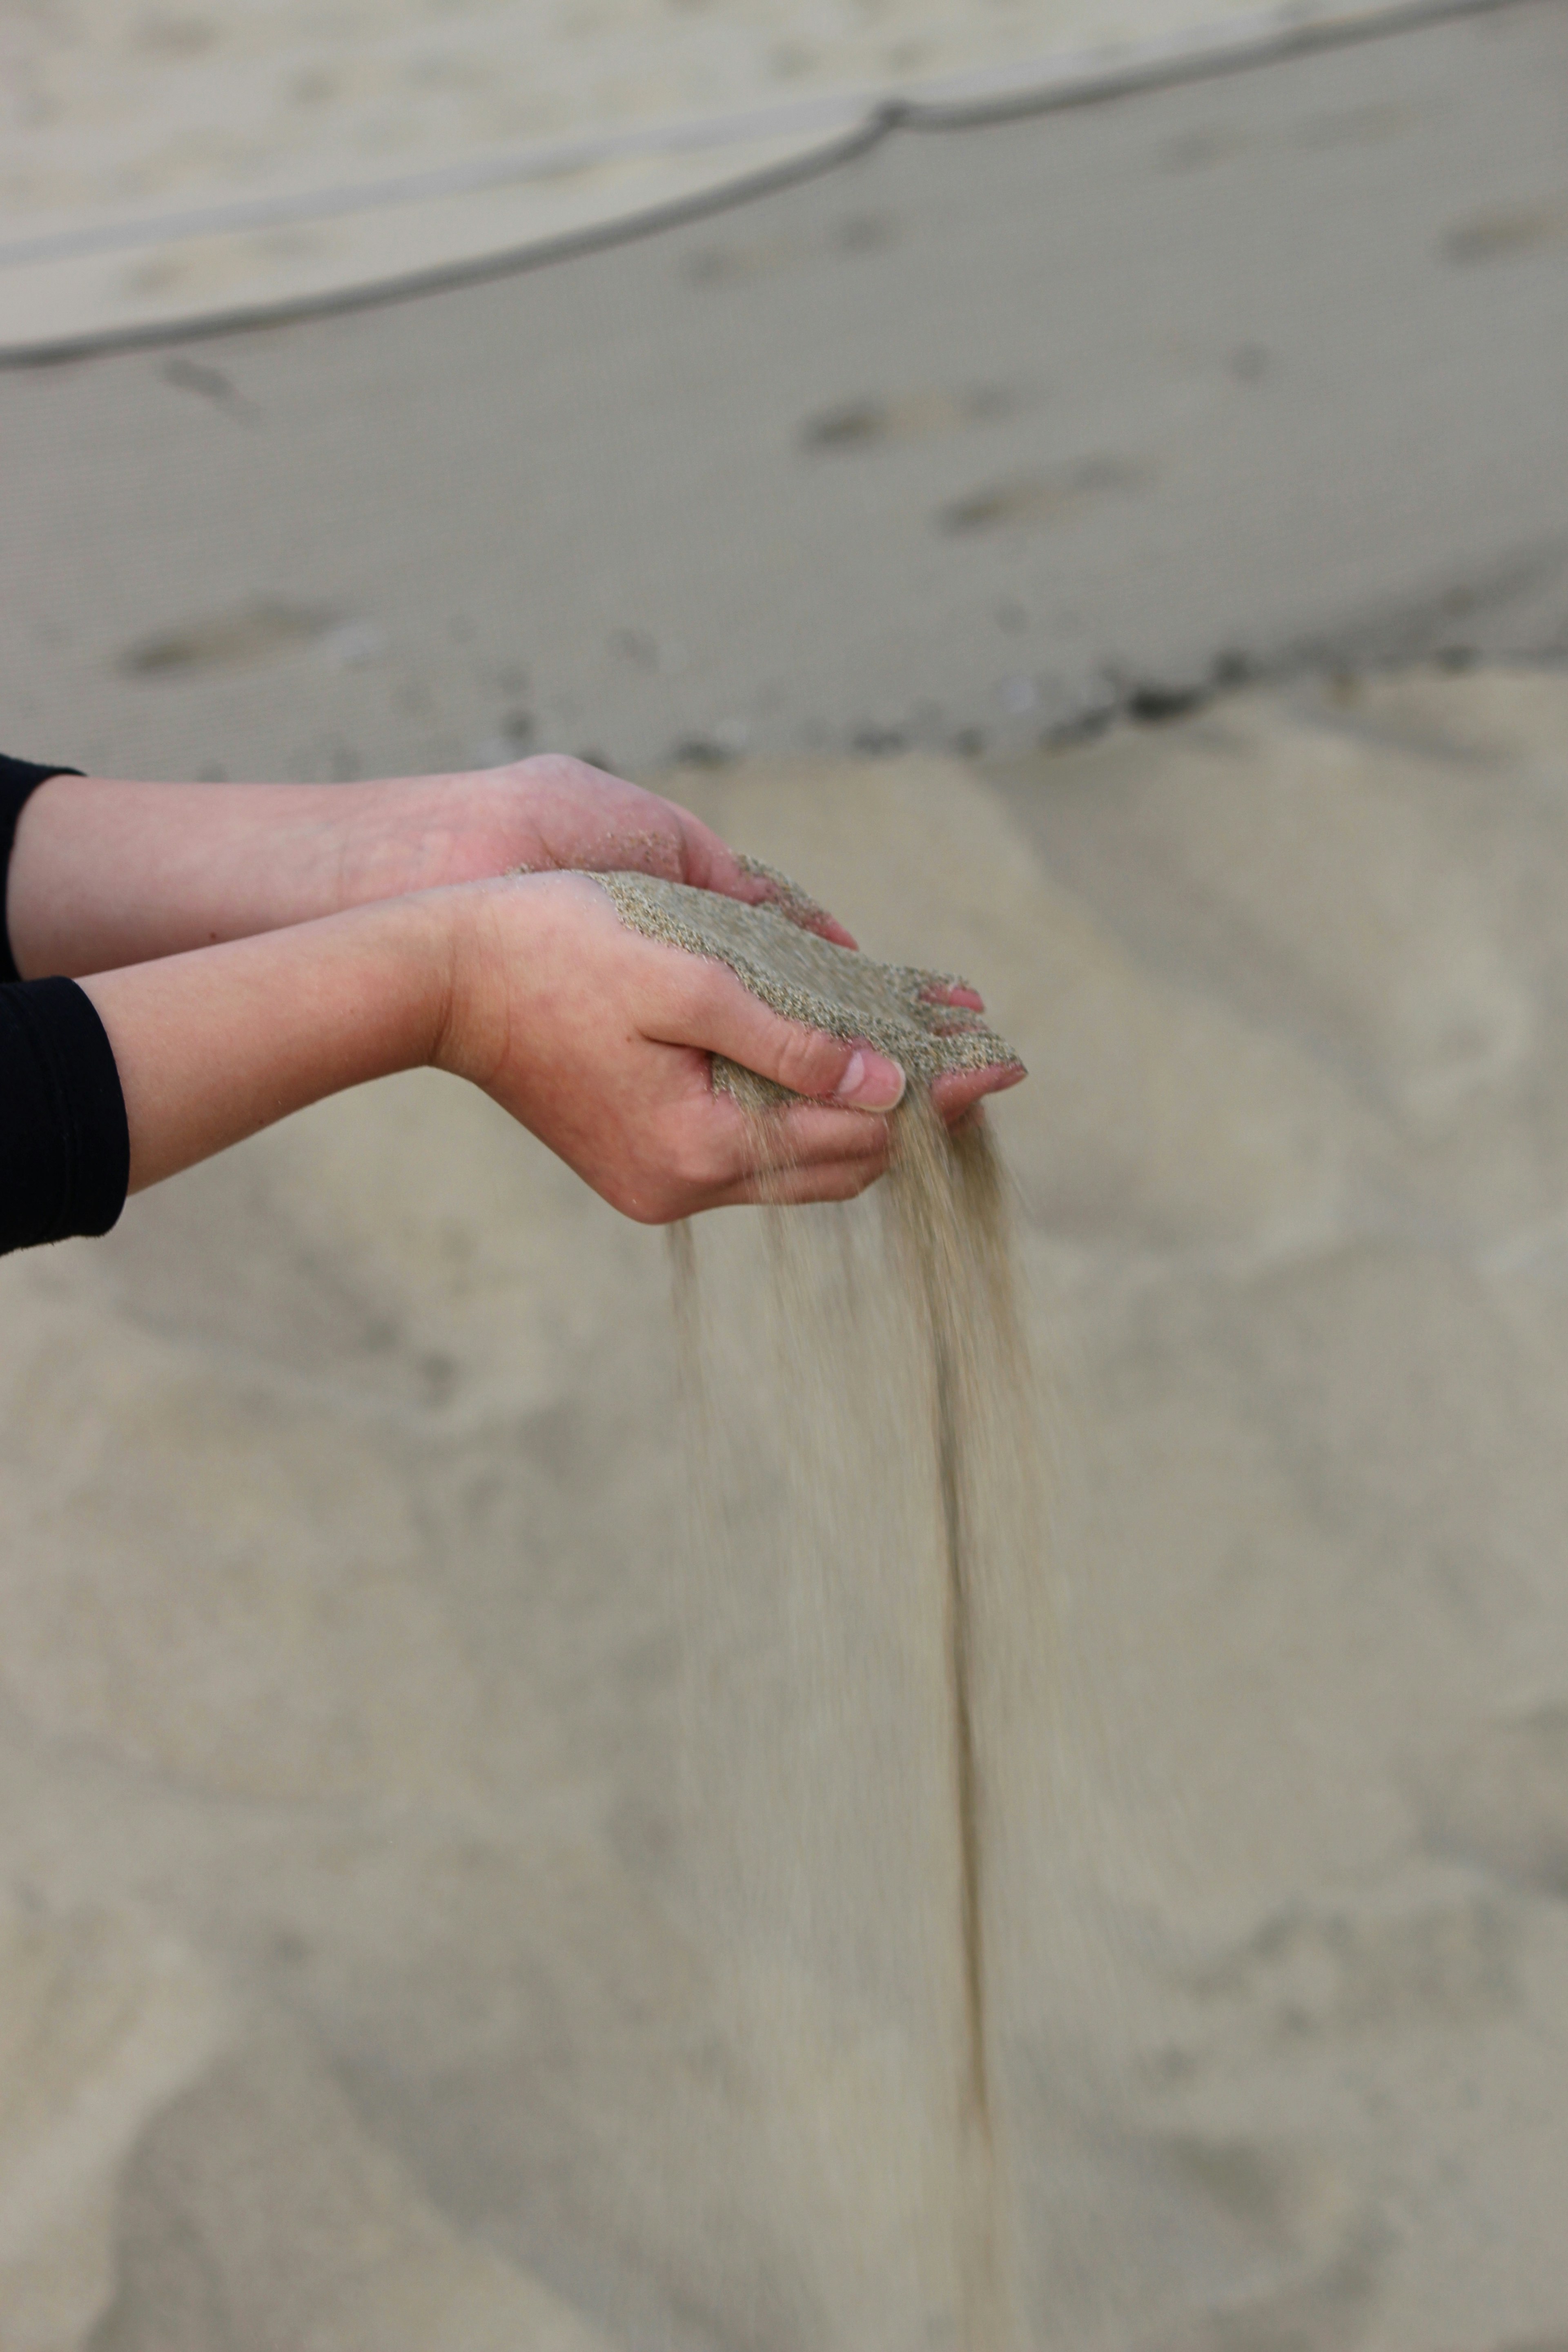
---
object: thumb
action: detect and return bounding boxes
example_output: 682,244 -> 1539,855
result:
667,965 -> 906,1111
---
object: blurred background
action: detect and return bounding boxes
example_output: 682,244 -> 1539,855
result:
4,1 -> 1568,2346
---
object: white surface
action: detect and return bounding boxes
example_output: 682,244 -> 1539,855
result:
2,0 -> 1454,346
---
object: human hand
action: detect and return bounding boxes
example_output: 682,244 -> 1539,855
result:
436,872 -> 1019,1220
336,754 -> 860,946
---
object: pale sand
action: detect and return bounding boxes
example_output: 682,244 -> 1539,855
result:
599,866 -> 1018,1084
669,1094 -> 1040,2349
2,0 -> 1428,347
4,666 -> 1568,2347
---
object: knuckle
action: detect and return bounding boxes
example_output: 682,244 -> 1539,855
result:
608,1160 -> 689,1223
770,1025 -> 844,1098
833,1162 -> 880,1203
668,1122 -> 731,1194
517,751 -> 596,790
684,964 -> 733,1024
653,960 -> 722,1036
612,1187 -> 662,1225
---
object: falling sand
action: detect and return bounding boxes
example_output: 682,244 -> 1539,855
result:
602,868 -> 1047,2350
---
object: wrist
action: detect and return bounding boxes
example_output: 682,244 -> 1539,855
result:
425,875 -> 530,1091
333,770 -> 527,909
358,887 -> 465,1078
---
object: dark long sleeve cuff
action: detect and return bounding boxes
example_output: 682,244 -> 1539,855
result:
1,755 -> 85,984
1,978 -> 130,1254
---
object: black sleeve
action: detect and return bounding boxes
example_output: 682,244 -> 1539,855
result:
2,756 -> 128,1255
1,754 -> 85,984
0,978 -> 130,1253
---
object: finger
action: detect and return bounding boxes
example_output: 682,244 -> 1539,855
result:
673,826 -> 859,949
684,1086 -> 890,1187
709,1155 -> 889,1209
920,981 -> 987,1013
657,964 -> 906,1111
741,1066 -> 1019,1172
731,857 -> 860,951
740,1068 -> 1022,1159
743,1101 -> 895,1174
929,1061 -> 1026,1123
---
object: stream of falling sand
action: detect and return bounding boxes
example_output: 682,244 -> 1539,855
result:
670,1091 -> 1045,2351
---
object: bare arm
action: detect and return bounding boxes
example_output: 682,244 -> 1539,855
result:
7,755 -> 856,982
78,893 -> 455,1193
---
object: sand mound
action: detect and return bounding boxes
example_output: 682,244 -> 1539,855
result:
5,669 -> 1568,2348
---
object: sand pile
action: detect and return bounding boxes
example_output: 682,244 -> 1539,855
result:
5,669 -> 1568,2348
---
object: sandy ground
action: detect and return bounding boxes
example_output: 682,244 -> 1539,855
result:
3,663 -> 1568,2349
2,0 -> 1430,345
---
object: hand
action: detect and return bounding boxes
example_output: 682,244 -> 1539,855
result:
342,755 -> 859,946
437,872 -> 1019,1219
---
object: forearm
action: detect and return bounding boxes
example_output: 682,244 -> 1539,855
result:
6,771 -> 506,979
4,757 -> 844,984
79,893 -> 455,1192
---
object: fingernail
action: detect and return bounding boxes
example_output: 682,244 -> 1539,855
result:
835,1046 -> 906,1112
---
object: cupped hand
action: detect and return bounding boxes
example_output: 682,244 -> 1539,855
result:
350,754 -> 859,947
436,873 -> 1020,1221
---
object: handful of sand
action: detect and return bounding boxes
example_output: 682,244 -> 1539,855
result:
596,867 -> 1020,1102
